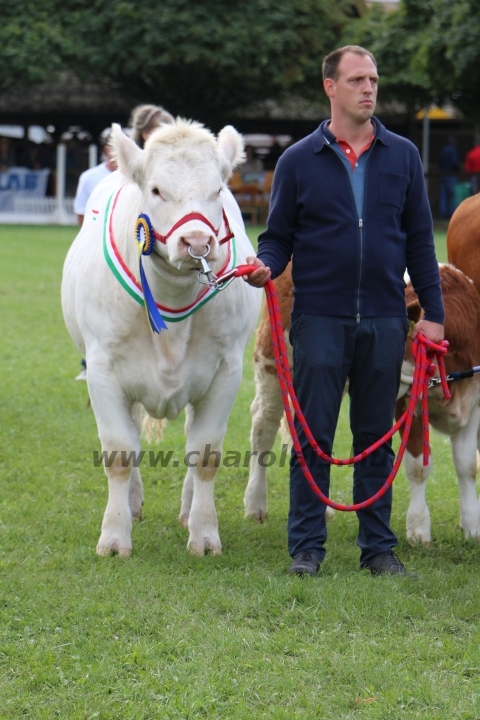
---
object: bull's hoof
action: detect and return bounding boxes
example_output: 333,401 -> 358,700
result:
406,531 -> 430,546
460,524 -> 480,540
96,541 -> 132,557
131,509 -> 143,521
187,539 -> 222,556
245,508 -> 268,522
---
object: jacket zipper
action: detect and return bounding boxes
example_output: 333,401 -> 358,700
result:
324,135 -> 376,324
357,217 -> 363,323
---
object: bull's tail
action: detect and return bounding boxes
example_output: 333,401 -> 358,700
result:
142,415 -> 167,443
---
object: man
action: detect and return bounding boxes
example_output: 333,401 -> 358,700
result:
245,46 -> 444,577
465,140 -> 480,194
439,135 -> 459,219
73,128 -> 117,226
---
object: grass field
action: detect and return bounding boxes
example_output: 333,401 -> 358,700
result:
1,224 -> 480,719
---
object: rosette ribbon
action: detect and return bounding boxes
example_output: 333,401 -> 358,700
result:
135,214 -> 168,333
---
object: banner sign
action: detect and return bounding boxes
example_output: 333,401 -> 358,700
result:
0,167 -> 50,211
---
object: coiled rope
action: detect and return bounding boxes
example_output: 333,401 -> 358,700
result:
232,265 -> 451,512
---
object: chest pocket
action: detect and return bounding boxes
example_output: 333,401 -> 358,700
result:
378,171 -> 408,210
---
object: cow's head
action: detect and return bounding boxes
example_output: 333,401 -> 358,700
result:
110,120 -> 244,270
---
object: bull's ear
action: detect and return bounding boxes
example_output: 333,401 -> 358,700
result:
110,124 -> 144,185
407,298 -> 423,324
217,125 -> 245,181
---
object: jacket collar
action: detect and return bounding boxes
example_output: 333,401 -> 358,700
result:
311,116 -> 389,153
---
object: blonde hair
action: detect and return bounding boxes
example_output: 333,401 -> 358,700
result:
129,104 -> 175,148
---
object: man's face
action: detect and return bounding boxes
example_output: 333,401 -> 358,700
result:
324,52 -> 379,124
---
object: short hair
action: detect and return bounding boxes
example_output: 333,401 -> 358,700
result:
322,45 -> 377,82
129,104 -> 175,149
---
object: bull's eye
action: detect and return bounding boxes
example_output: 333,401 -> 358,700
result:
208,189 -> 222,201
152,187 -> 160,196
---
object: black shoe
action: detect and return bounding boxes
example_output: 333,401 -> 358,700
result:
363,550 -> 414,577
288,550 -> 320,576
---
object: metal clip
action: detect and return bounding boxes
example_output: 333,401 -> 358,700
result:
214,269 -> 237,291
188,244 -> 216,286
188,246 -> 237,291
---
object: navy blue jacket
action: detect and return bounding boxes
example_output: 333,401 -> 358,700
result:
257,118 -> 444,324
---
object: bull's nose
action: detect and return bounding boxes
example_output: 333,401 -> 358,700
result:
180,232 -> 215,258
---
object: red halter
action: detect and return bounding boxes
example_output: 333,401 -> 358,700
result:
153,209 -> 234,246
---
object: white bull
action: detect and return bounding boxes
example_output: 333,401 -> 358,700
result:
62,120 -> 261,556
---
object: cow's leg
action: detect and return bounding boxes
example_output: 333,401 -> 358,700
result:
179,470 -> 194,528
185,363 -> 243,555
179,405 -> 194,527
129,402 -> 144,519
88,365 -> 139,556
403,413 -> 432,545
244,358 -> 284,520
452,407 -> 480,538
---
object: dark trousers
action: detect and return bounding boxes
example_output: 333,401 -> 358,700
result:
288,314 -> 408,566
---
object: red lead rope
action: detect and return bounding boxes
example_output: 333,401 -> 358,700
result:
232,265 -> 451,512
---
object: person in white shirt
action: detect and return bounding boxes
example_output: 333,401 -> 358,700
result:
74,129 -> 117,226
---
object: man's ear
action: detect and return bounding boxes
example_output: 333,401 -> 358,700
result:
323,78 -> 335,100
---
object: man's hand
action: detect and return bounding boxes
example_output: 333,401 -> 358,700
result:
243,256 -> 271,288
412,319 -> 444,344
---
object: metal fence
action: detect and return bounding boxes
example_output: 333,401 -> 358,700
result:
0,196 -> 76,225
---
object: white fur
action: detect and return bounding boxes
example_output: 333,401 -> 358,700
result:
401,379 -> 480,544
62,120 -> 261,556
404,450 -> 432,544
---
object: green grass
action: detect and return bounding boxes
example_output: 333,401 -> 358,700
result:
1,225 -> 479,719
434,230 -> 447,264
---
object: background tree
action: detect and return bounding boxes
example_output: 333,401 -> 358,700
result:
421,0 -> 480,120
0,1 -> 66,88
0,0 -> 357,128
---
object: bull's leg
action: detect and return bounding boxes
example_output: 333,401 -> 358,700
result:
452,406 -> 480,539
87,364 -> 140,556
129,402 -> 144,519
184,362 -> 243,555
244,358 -> 284,520
404,413 -> 432,545
179,470 -> 194,528
179,405 -> 194,527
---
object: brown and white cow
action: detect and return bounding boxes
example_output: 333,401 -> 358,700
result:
245,263 -> 480,543
447,192 -> 480,296
397,265 -> 480,543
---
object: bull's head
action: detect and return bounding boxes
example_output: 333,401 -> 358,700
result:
110,120 -> 245,270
